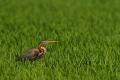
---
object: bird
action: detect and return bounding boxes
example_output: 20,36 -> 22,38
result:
16,40 -> 59,61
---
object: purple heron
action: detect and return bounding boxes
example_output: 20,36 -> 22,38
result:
16,40 -> 59,61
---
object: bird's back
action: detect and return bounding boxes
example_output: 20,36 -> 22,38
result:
16,48 -> 40,61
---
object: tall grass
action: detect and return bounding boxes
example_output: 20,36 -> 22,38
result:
0,0 -> 120,80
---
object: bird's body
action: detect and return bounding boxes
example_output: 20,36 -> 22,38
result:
16,48 -> 44,61
16,40 -> 58,61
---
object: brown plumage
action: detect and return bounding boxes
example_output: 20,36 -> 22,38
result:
16,40 -> 58,61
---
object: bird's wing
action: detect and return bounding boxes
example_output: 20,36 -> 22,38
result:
17,49 -> 39,60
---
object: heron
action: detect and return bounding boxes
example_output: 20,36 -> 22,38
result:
16,40 -> 59,61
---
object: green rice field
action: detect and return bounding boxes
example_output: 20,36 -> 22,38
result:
0,0 -> 120,80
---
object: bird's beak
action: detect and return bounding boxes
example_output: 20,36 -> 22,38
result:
41,40 -> 59,44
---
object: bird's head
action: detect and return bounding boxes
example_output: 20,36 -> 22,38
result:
38,40 -> 59,53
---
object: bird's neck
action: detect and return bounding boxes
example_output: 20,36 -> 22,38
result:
38,47 -> 45,54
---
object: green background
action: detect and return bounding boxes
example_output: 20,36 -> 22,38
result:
0,0 -> 120,80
